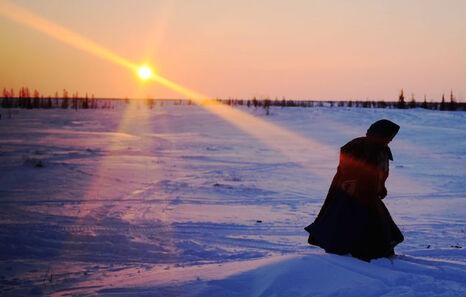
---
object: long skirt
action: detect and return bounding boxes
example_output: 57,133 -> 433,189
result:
305,187 -> 403,261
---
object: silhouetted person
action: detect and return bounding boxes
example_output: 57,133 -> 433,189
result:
305,119 -> 404,261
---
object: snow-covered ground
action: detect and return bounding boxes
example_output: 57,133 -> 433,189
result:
0,103 -> 464,296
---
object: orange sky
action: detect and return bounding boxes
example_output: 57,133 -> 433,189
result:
0,0 -> 465,101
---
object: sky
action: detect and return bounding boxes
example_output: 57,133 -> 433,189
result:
0,0 -> 465,101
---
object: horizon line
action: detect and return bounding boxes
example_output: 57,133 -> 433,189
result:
1,96 -> 463,104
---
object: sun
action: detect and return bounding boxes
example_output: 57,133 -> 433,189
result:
137,65 -> 153,80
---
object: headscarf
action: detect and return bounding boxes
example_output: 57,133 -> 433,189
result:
366,119 -> 400,145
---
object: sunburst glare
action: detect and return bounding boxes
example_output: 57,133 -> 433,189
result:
138,65 -> 153,80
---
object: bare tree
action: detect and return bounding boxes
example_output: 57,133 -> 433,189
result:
397,89 -> 406,109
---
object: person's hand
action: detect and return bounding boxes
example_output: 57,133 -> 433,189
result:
379,187 -> 387,199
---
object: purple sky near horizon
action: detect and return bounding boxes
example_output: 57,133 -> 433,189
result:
0,0 -> 465,101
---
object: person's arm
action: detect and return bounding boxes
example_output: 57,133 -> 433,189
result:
377,148 -> 390,199
379,175 -> 388,199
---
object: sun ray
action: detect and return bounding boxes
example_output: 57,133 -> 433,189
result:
0,1 -> 137,71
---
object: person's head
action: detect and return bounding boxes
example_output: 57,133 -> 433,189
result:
366,119 -> 400,144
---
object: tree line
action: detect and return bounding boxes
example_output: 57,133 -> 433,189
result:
1,87 -> 113,109
1,87 -> 464,111
218,89 -> 464,112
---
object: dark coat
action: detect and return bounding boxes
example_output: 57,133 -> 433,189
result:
305,119 -> 404,261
